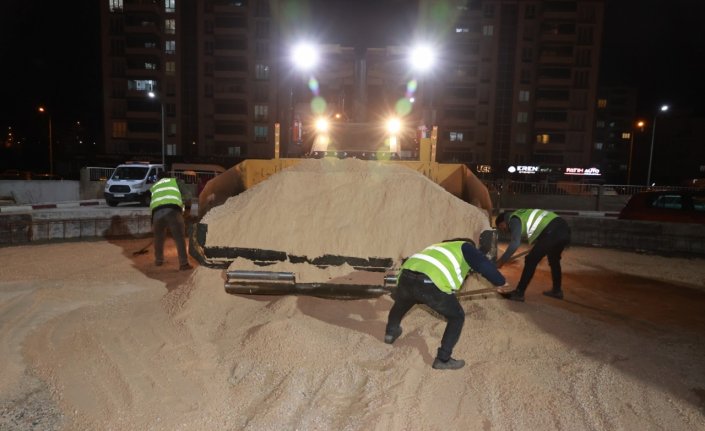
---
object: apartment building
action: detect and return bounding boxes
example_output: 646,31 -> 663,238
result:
100,0 -> 605,176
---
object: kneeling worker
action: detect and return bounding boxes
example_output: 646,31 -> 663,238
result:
495,209 -> 571,302
150,171 -> 193,271
384,239 -> 506,370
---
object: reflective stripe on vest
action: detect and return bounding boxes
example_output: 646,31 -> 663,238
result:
150,178 -> 184,211
511,209 -> 557,243
400,241 -> 472,294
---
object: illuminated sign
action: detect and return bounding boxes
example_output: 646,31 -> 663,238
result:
476,164 -> 492,173
565,167 -> 601,176
511,165 -> 539,174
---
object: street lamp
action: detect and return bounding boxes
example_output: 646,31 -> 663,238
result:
627,120 -> 645,185
37,106 -> 53,175
646,104 -> 669,186
148,91 -> 165,166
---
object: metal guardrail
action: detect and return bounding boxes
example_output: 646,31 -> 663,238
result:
482,180 -> 699,196
84,166 -> 220,185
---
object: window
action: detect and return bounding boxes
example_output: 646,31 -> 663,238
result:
519,90 -> 530,102
127,79 -> 156,91
449,131 -> 464,142
165,0 -> 175,13
597,98 -> 607,108
596,120 -> 605,128
165,19 -> 175,34
112,121 -> 127,137
482,25 -> 494,36
516,133 -> 526,144
145,62 -> 157,70
168,123 -> 177,137
622,132 -> 631,140
456,27 -> 469,33
109,0 -> 123,12
255,63 -> 270,80
254,104 -> 268,121
166,61 -> 175,75
165,40 -> 175,54
595,142 -> 603,150
254,125 -> 268,140
536,134 -> 550,144
652,194 -> 683,210
517,112 -> 528,123
228,146 -> 241,156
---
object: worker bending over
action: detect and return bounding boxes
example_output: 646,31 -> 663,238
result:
495,209 -> 571,302
384,239 -> 506,370
150,171 -> 193,271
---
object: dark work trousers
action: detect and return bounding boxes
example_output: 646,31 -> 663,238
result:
152,206 -> 189,267
386,270 -> 465,362
515,217 -> 571,295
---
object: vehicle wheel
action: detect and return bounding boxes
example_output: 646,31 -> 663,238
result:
107,200 -> 118,207
141,194 -> 151,207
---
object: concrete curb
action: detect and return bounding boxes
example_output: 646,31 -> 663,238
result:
0,200 -> 103,213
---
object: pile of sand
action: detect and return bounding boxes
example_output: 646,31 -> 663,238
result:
202,158 -> 491,263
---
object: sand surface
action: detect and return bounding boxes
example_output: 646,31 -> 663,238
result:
1,239 -> 704,430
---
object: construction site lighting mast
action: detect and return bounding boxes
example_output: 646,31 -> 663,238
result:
289,42 -> 320,156
409,43 -> 437,136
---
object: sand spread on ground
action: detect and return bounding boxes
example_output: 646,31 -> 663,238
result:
2,241 -> 705,430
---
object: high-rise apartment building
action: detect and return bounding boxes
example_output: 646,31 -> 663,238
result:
100,0 -> 605,177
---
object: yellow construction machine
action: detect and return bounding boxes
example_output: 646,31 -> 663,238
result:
189,124 -> 497,298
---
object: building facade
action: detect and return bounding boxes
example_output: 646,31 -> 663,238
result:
100,0 -> 605,178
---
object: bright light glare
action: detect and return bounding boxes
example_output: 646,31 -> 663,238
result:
386,118 -> 401,134
660,105 -> 669,112
410,44 -> 435,73
148,91 -> 157,99
292,43 -> 319,71
315,117 -> 329,132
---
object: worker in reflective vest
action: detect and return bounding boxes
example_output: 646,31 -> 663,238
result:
150,172 -> 193,271
495,209 -> 571,302
384,239 -> 506,370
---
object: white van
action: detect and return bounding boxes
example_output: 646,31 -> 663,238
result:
104,161 -> 164,206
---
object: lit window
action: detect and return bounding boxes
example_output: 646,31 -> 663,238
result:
165,19 -> 176,34
228,147 -> 241,156
112,121 -> 126,138
455,27 -> 469,33
622,132 -> 631,139
597,98 -> 607,108
254,104 -> 268,121
166,40 -> 176,54
517,112 -> 528,123
482,25 -> 494,36
536,134 -> 550,144
449,132 -> 464,142
109,0 -> 123,12
145,62 -> 157,70
519,90 -> 530,102
255,64 -> 270,80
165,0 -> 175,13
166,61 -> 176,75
254,125 -> 268,140
595,142 -> 603,150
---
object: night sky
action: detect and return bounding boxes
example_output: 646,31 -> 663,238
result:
1,0 -> 704,171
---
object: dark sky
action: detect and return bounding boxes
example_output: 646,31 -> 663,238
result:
1,0 -> 704,147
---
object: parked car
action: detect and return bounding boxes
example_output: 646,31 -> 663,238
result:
618,190 -> 705,224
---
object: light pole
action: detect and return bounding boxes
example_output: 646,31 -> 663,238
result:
627,120 -> 645,185
646,104 -> 669,186
289,42 -> 319,156
37,106 -> 53,175
148,91 -> 165,166
409,44 -> 436,130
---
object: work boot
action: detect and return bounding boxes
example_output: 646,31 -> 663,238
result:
499,290 -> 525,302
542,289 -> 564,300
179,263 -> 193,271
384,326 -> 402,344
432,357 -> 465,370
